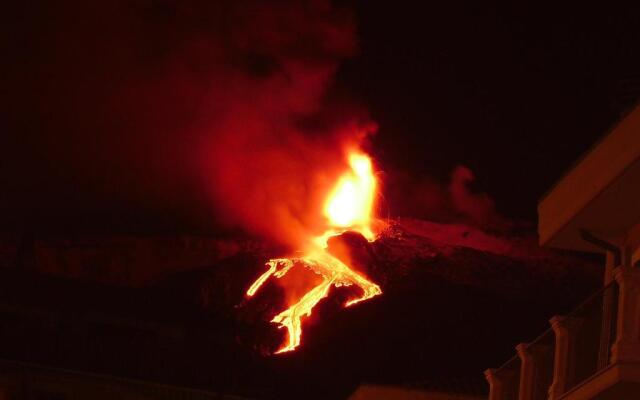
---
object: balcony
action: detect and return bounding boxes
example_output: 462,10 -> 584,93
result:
486,266 -> 640,400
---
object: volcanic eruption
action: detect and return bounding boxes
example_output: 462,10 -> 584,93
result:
246,150 -> 382,353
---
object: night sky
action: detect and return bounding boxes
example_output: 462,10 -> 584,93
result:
2,1 -> 640,234
345,2 -> 640,221
1,3 -> 638,397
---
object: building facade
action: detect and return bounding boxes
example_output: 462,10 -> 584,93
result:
485,103 -> 640,399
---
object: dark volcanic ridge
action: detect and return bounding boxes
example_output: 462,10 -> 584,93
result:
0,218 -> 601,399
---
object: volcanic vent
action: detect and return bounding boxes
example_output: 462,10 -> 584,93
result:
245,150 -> 383,353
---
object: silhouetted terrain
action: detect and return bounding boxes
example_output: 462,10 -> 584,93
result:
0,219 -> 601,398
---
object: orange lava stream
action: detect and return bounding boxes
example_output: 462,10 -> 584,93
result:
246,152 -> 382,354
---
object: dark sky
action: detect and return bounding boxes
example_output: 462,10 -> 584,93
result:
2,1 -> 639,235
344,2 -> 640,220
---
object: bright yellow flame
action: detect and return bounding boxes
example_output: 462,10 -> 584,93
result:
246,151 -> 382,354
325,153 -> 376,234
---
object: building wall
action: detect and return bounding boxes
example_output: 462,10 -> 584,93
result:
349,384 -> 483,400
626,222 -> 640,267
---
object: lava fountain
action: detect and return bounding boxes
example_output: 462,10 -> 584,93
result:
246,151 -> 382,353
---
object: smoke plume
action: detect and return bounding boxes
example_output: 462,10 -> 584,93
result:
1,0 -> 375,241
196,1 -> 376,247
384,165 -> 510,231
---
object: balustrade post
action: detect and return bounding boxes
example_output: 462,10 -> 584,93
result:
548,316 -> 582,399
516,343 -> 550,400
516,343 -> 534,400
611,266 -> 640,364
485,368 -> 516,400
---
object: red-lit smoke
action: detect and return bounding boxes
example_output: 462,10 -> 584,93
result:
1,0 -> 375,237
196,1 -> 377,248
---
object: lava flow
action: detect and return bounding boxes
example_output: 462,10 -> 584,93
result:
246,151 -> 382,354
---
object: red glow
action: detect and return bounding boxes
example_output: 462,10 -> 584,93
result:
246,149 -> 382,353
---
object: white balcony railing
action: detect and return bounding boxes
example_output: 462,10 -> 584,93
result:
484,266 -> 640,400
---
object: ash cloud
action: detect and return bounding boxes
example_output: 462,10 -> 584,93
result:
2,0 -> 513,243
1,1 -> 374,241
383,165 -> 511,231
196,1 -> 377,247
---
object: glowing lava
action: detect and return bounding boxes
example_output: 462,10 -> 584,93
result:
246,151 -> 382,353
